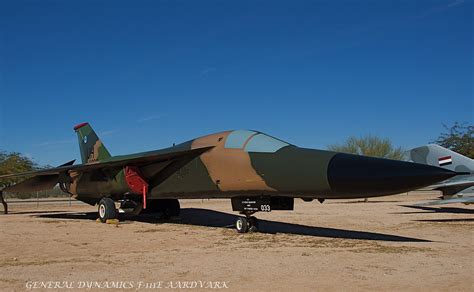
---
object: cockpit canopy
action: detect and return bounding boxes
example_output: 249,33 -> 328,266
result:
224,130 -> 290,153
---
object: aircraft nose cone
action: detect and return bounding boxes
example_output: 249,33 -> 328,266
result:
327,153 -> 456,196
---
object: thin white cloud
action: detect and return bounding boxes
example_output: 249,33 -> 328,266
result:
200,67 -> 216,75
36,139 -> 76,147
137,114 -> 166,123
100,129 -> 119,136
418,0 -> 465,18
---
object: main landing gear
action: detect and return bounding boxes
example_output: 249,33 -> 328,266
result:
98,197 -> 117,223
98,197 -> 182,223
236,212 -> 259,233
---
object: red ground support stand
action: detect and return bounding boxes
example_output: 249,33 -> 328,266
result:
124,166 -> 149,209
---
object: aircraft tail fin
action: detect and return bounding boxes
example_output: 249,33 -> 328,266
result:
409,144 -> 474,173
74,123 -> 112,163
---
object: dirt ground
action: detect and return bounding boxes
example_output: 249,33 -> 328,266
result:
0,192 -> 473,292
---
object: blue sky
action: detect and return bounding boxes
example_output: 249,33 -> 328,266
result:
0,0 -> 472,166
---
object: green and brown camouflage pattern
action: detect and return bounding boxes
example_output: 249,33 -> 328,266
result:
152,131 -> 335,198
1,124 -> 457,206
74,123 -> 112,163
68,129 -> 336,203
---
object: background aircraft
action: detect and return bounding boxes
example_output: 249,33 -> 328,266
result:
0,123 -> 458,233
409,144 -> 474,206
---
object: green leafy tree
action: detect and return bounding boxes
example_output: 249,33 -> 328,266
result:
433,122 -> 473,159
328,135 -> 405,160
0,151 -> 39,189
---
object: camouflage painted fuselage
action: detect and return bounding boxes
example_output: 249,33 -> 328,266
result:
153,131 -> 334,199
70,130 -> 455,205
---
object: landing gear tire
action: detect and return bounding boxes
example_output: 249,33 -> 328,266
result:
248,216 -> 259,232
235,215 -> 259,233
98,197 -> 117,223
161,199 -> 180,219
236,217 -> 249,233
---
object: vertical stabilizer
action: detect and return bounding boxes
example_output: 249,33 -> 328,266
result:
409,144 -> 473,173
73,123 -> 111,164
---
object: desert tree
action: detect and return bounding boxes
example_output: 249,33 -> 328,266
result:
432,122 -> 473,159
328,135 -> 405,160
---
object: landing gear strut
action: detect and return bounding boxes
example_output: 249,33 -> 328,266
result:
235,212 -> 259,233
231,196 -> 294,233
0,191 -> 7,214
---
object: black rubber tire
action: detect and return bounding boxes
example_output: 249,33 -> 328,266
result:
236,217 -> 249,233
248,216 -> 259,232
98,197 -> 117,223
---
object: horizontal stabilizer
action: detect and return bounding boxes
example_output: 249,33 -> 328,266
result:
2,174 -> 59,193
1,160 -> 75,194
60,159 -> 76,167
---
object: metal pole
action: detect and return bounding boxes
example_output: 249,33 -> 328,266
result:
36,191 -> 39,207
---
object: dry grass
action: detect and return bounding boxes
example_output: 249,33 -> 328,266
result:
1,195 -> 472,291
134,228 -> 167,233
215,231 -> 433,254
0,257 -> 113,268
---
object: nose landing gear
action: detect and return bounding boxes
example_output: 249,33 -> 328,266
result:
231,196 -> 294,233
235,212 -> 259,233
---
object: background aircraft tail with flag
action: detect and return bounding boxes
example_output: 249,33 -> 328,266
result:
409,144 -> 474,205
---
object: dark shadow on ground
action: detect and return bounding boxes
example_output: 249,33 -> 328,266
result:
414,218 -> 474,223
331,200 -> 403,204
37,212 -> 97,220
396,205 -> 474,215
37,208 -> 429,242
5,210 -> 68,215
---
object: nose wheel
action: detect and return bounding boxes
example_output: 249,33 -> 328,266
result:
235,213 -> 259,233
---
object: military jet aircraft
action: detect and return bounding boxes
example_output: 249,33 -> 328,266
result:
0,123 -> 459,232
409,144 -> 474,206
